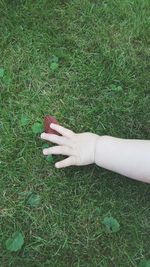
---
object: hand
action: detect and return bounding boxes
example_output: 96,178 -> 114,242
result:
41,123 -> 99,168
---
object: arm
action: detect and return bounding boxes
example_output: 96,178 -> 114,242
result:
95,136 -> 150,183
41,124 -> 150,183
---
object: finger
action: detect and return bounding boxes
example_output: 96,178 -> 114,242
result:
41,133 -> 69,146
43,146 -> 72,156
50,123 -> 74,138
55,156 -> 76,168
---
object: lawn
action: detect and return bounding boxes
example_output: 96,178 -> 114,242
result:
0,0 -> 150,266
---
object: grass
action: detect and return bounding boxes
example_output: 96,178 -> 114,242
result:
0,0 -> 150,266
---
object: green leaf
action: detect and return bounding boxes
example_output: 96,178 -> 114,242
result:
27,193 -> 41,207
42,143 -> 49,149
6,232 -> 24,252
111,84 -> 123,92
102,216 -> 120,233
20,115 -> 30,126
46,155 -> 54,163
138,259 -> 150,267
50,55 -> 59,63
32,122 -> 44,134
50,62 -> 59,71
0,68 -> 4,77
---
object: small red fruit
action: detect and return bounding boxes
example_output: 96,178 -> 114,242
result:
44,115 -> 60,135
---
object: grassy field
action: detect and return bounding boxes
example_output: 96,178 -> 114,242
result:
0,0 -> 150,266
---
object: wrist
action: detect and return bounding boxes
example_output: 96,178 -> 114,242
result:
94,135 -> 110,165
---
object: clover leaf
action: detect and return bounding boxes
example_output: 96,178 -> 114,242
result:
6,232 -> 24,252
50,62 -> 59,71
27,193 -> 41,207
32,122 -> 44,134
50,55 -> 59,63
20,115 -> 30,126
42,143 -> 49,149
102,216 -> 120,233
46,155 -> 54,163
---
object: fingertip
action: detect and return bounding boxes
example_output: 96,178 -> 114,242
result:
41,133 -> 45,138
50,123 -> 55,128
43,149 -> 47,155
55,162 -> 60,168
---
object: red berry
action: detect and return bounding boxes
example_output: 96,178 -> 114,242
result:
44,115 -> 60,135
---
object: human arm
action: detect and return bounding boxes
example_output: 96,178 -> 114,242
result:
41,123 -> 150,183
95,136 -> 150,183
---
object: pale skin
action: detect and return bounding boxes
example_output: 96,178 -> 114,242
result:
41,123 -> 150,184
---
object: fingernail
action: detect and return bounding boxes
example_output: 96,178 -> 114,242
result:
55,163 -> 59,168
50,123 -> 54,128
41,133 -> 45,138
43,149 -> 47,155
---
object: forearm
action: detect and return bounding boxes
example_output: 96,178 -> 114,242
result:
95,136 -> 150,183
